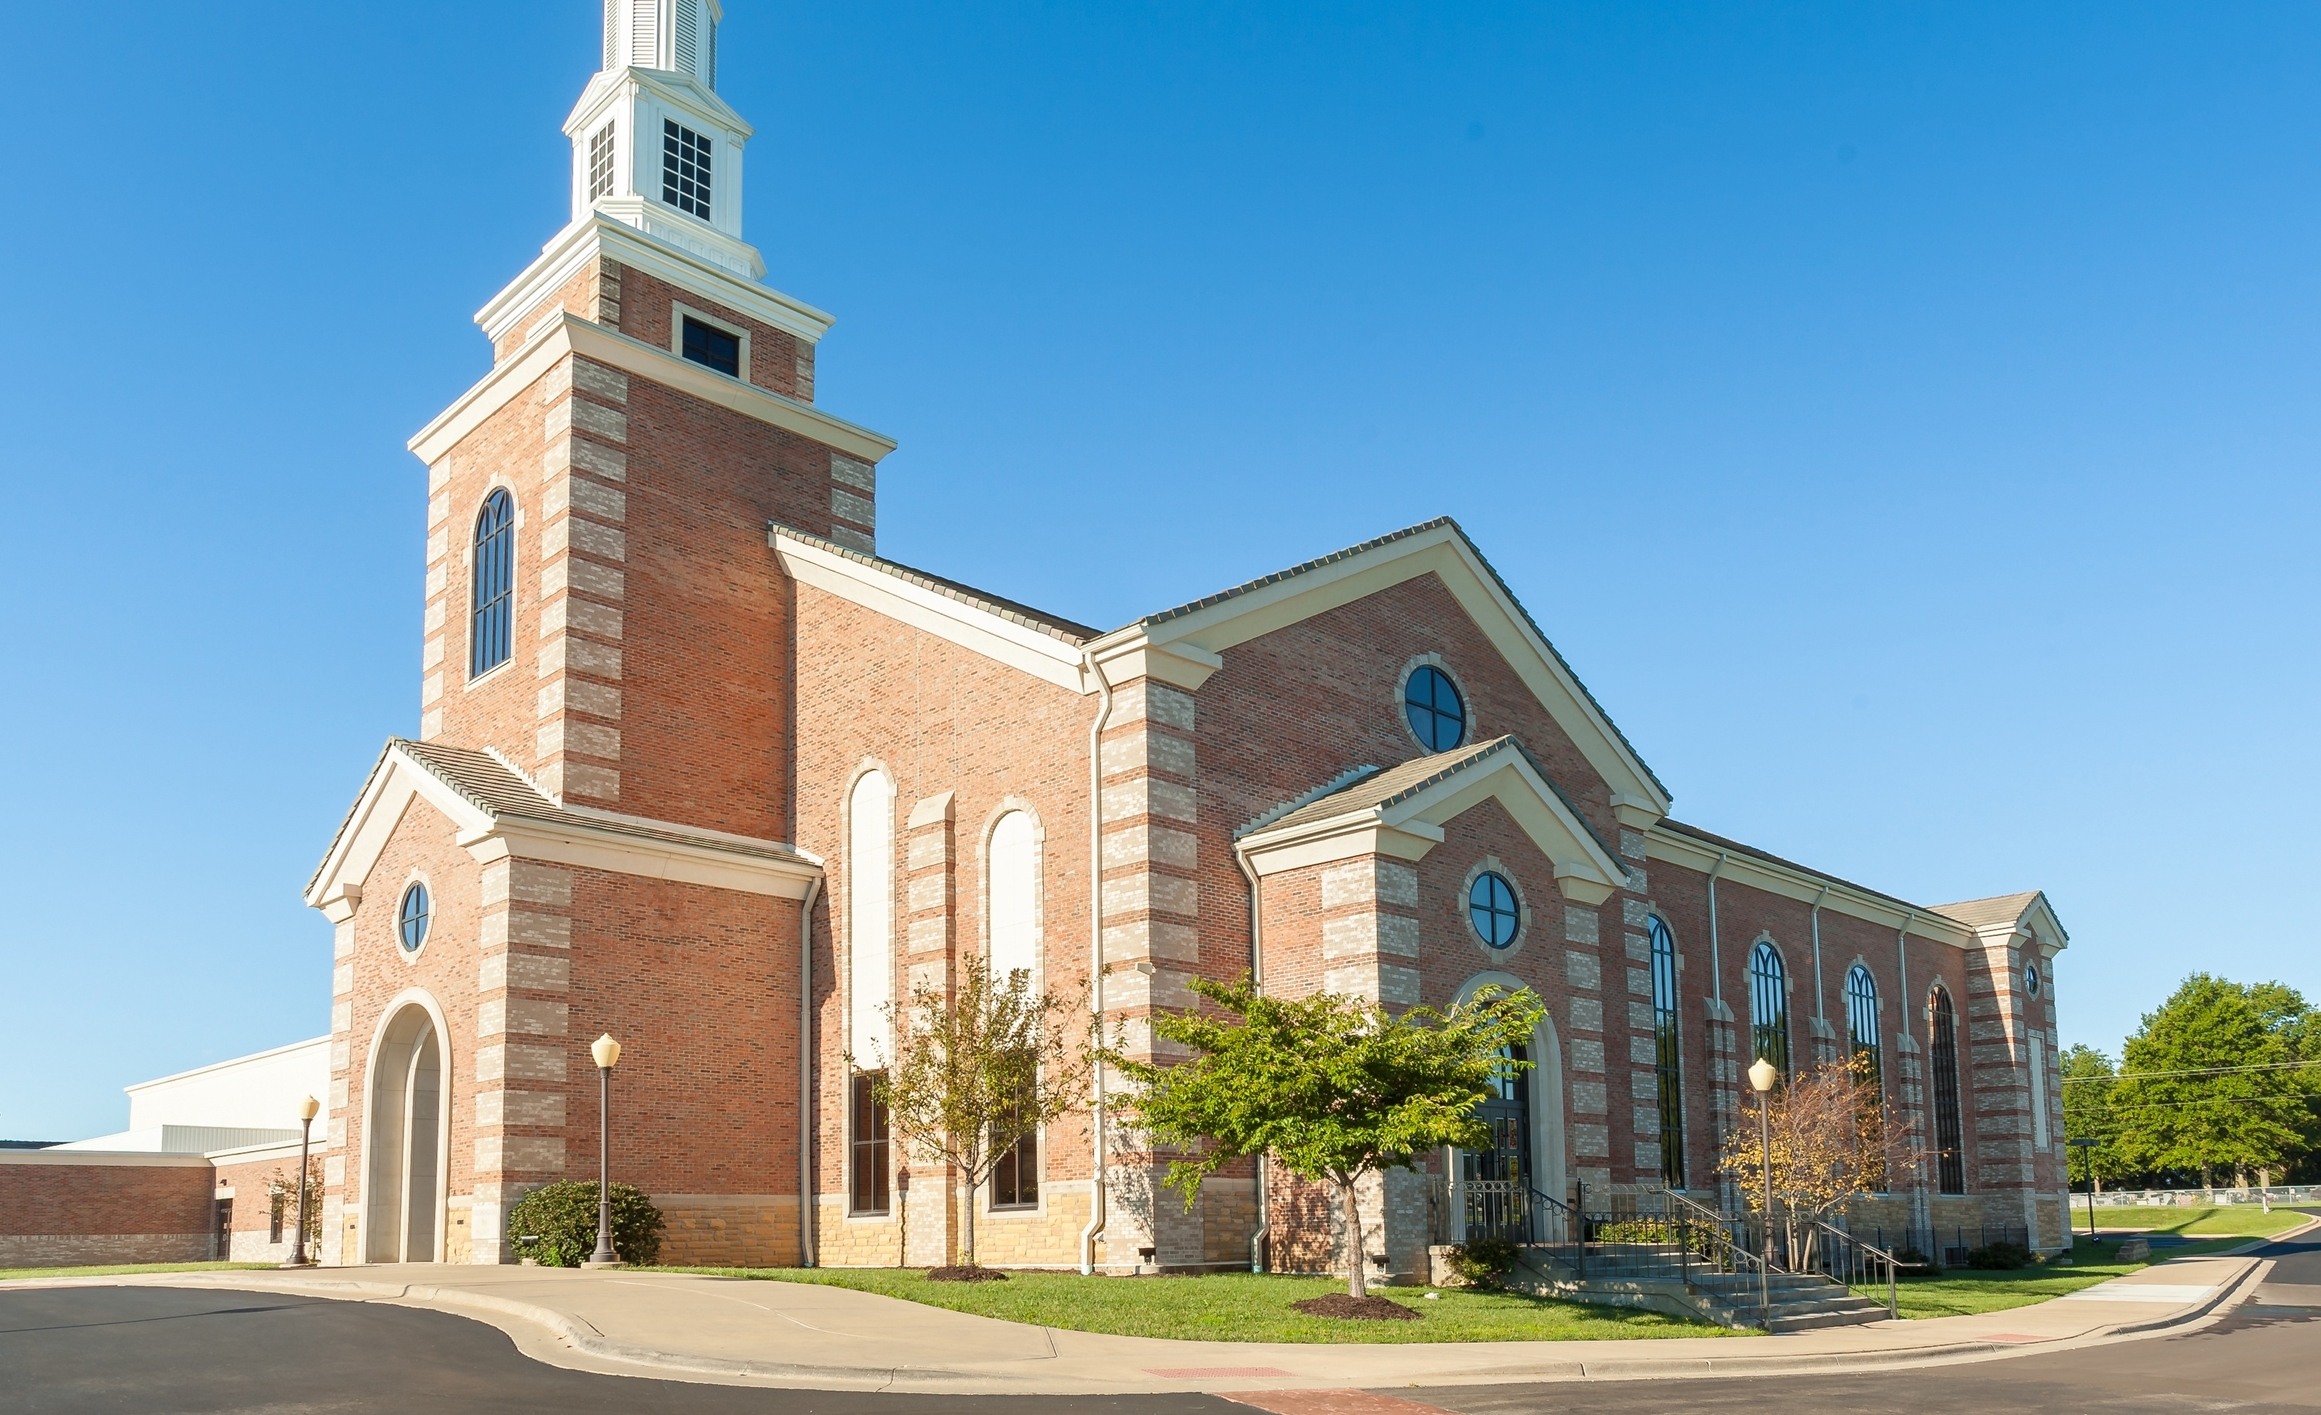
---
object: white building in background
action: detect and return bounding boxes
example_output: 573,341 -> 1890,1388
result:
52,1038 -> 330,1153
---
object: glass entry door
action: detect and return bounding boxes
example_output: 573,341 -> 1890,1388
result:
1462,1043 -> 1532,1240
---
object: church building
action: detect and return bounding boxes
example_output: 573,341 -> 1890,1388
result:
304,3 -> 2077,1274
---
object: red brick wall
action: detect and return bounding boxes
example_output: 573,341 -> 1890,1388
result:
616,266 -> 812,401
788,581 -> 1099,1199
0,1158 -> 215,1267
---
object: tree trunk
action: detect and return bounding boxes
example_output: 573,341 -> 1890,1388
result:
961,1174 -> 977,1269
1341,1175 -> 1368,1299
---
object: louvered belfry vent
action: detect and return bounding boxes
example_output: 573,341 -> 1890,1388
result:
675,0 -> 697,76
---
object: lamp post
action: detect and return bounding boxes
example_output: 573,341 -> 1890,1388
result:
1747,1056 -> 1778,1326
2068,1137 -> 2099,1243
283,1094 -> 320,1267
586,1034 -> 624,1268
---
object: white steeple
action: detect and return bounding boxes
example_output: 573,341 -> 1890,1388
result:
563,0 -> 762,279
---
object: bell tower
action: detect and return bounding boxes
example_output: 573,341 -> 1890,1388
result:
405,0 -> 893,840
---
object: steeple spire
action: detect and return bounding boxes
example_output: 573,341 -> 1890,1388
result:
561,0 -> 759,278
601,0 -> 722,85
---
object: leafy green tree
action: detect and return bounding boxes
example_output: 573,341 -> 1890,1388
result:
1116,976 -> 1544,1299
2113,975 -> 2321,1187
2058,1044 -> 2137,1191
865,956 -> 1095,1270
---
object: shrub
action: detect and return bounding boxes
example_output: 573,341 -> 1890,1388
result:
507,1181 -> 664,1267
1965,1241 -> 2032,1270
1447,1236 -> 1520,1287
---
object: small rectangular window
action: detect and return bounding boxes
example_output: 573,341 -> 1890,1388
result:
681,316 -> 741,376
661,118 -> 712,218
850,1071 -> 890,1215
588,122 -> 616,202
269,1193 -> 285,1243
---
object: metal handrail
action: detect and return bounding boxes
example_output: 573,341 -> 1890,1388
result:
1800,1216 -> 1900,1320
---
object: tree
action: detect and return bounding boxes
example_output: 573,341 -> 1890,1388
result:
265,1156 -> 324,1247
2058,1044 -> 2137,1191
2112,975 -> 2321,1187
865,955 -> 1095,1270
1116,976 -> 1544,1299
1717,1052 -> 1918,1262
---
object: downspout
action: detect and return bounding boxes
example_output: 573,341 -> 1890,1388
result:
1706,853 -> 1730,1005
1078,650 -> 1115,1275
1810,884 -> 1831,1041
796,875 -> 823,1267
1896,911 -> 1917,1043
1236,840 -> 1267,1272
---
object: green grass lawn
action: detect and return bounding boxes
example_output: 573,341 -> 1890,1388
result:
2079,1204 -> 2319,1240
1883,1220 -> 2306,1321
0,1262 -> 277,1282
664,1267 -> 1744,1343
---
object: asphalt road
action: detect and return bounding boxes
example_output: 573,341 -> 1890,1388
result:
1415,1228 -> 2321,1415
3,1233 -> 2315,1415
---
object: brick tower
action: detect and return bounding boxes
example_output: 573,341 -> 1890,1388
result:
308,1 -> 891,1266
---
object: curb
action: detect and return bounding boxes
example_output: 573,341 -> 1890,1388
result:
0,1256 -> 2276,1395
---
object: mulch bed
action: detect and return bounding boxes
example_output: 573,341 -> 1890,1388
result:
927,1265 -> 1010,1283
1291,1293 -> 1421,1321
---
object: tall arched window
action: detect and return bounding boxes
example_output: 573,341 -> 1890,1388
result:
1748,940 -> 1790,1079
1845,965 -> 1881,1085
1648,915 -> 1685,1187
987,811 -> 1039,986
469,490 -> 515,677
986,809 -> 1041,1210
1928,985 -> 1966,1194
847,771 -> 895,1215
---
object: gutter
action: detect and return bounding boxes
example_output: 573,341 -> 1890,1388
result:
1236,840 -> 1267,1273
1078,651 -> 1115,1275
797,875 -> 822,1266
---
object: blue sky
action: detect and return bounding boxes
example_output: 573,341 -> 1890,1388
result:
2,2 -> 2315,1140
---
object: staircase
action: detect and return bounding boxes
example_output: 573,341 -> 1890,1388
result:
1510,1241 -> 1892,1332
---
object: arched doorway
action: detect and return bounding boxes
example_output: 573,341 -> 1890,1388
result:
1463,1043 -> 1532,1239
365,1002 -> 446,1262
1452,973 -> 1566,1241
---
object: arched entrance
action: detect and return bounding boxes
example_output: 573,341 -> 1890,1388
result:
365,1001 -> 447,1262
1453,973 -> 1566,1242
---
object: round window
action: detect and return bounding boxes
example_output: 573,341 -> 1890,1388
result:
1404,664 -> 1467,752
2024,962 -> 2041,998
1468,871 -> 1520,949
398,883 -> 432,953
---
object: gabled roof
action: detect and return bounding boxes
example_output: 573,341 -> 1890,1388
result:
1237,735 -> 1629,903
1099,518 -> 1672,815
306,739 -> 819,912
1927,891 -> 2046,931
771,523 -> 1099,644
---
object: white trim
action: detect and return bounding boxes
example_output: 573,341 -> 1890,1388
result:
843,762 -> 898,1068
478,214 -> 809,347
773,530 -> 1090,693
1451,971 -> 1567,1209
1088,524 -> 1667,814
356,989 -> 455,1266
305,744 -> 821,917
0,1149 -> 215,1167
1238,744 -> 1626,903
670,300 -> 751,383
412,311 -> 893,469
1645,826 -> 1981,950
124,1037 -> 332,1095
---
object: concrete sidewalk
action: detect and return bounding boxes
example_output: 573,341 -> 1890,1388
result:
0,1250 -> 2281,1396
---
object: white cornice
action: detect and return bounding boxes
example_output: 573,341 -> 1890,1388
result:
772,531 -> 1093,694
1643,826 -> 1977,949
476,215 -> 831,346
565,66 -> 754,143
0,1150 -> 215,1168
306,744 -> 823,913
1127,524 -> 1670,816
409,312 -> 894,467
1240,746 -> 1627,900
